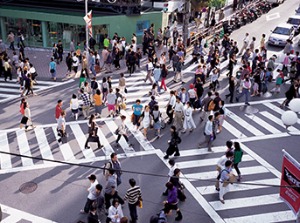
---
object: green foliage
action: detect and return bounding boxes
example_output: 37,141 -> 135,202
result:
208,0 -> 226,8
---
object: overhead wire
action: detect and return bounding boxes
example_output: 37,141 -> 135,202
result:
0,150 -> 298,189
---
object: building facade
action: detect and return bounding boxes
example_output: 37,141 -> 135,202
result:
0,2 -> 165,49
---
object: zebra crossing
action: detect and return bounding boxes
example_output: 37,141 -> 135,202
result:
0,116 -> 158,174
0,204 -> 56,223
222,100 -> 300,139
157,143 -> 297,223
0,79 -> 74,103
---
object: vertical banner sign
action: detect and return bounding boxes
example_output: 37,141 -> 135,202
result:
84,10 -> 93,37
280,150 -> 300,215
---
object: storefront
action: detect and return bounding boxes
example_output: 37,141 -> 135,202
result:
0,7 -> 163,49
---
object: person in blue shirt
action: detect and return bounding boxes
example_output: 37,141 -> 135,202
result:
49,57 -> 57,81
132,99 -> 143,131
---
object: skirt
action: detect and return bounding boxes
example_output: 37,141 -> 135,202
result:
20,116 -> 28,125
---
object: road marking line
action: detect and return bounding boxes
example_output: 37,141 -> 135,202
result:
266,12 -> 280,21
69,123 -> 96,159
95,123 -> 115,156
177,154 -> 253,169
1,215 -> 23,223
226,109 -> 264,136
264,102 -> 300,124
235,132 -> 290,143
260,111 -> 299,132
0,132 -> 12,169
224,210 -> 296,223
178,146 -> 227,157
197,178 -> 280,195
155,149 -> 226,223
0,150 -> 158,174
34,127 -> 54,164
245,113 -> 282,134
16,129 -> 34,167
185,165 -> 269,181
51,126 -> 76,161
239,143 -> 281,178
1,204 -> 57,223
224,98 -> 284,107
209,194 -> 283,211
222,120 -> 246,138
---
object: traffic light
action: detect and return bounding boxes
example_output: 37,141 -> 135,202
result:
163,3 -> 168,13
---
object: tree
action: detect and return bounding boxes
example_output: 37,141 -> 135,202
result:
208,0 -> 226,8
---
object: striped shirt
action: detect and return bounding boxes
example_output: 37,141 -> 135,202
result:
124,186 -> 142,204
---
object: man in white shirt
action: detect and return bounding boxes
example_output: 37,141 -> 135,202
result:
173,96 -> 184,130
199,115 -> 214,151
81,174 -> 99,214
72,52 -> 79,74
239,33 -> 250,56
215,151 -> 233,191
167,91 -> 176,124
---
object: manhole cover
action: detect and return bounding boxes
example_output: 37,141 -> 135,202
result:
19,182 -> 38,194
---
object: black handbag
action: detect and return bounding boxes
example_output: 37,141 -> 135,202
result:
88,135 -> 99,142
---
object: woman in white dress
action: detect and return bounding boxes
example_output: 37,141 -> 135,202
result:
107,199 -> 124,223
182,101 -> 196,133
70,94 -> 79,120
139,105 -> 151,139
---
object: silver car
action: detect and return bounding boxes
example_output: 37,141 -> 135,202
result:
268,23 -> 295,47
287,15 -> 300,34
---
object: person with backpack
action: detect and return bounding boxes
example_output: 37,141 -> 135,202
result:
150,205 -> 171,223
163,182 -> 183,221
215,151 -> 234,191
219,160 -> 235,204
104,153 -> 123,186
200,91 -> 213,122
164,126 -> 181,159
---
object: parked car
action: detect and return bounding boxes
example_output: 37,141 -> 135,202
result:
268,23 -> 295,47
287,15 -> 300,34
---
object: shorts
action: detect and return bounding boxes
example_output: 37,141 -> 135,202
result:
20,116 -> 28,125
71,108 -> 78,114
133,114 -> 141,126
107,104 -> 115,111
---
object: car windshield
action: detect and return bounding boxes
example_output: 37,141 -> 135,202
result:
273,27 -> 290,35
287,18 -> 300,25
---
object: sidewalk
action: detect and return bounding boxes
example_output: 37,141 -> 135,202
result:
3,4 -> 236,81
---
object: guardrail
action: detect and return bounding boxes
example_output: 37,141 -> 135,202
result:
186,0 -> 262,53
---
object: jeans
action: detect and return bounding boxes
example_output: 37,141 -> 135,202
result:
237,88 -> 250,104
128,202 -> 138,223
90,65 -> 96,76
83,198 -> 94,213
155,80 -> 161,93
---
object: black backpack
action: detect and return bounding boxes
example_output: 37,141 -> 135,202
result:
150,211 -> 165,223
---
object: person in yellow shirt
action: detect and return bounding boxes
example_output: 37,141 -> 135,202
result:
94,89 -> 103,118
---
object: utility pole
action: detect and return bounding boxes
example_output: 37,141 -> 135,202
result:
85,0 -> 89,55
182,0 -> 190,47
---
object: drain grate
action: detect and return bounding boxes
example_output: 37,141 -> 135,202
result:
19,182 -> 38,194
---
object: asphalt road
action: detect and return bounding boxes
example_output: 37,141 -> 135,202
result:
0,0 -> 300,222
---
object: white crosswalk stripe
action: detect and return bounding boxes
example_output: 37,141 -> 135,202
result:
158,143 -> 297,223
0,79 -> 74,103
1,204 -> 56,223
0,115 -> 157,171
222,101 -> 300,138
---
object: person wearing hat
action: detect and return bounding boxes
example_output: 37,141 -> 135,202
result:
81,174 -> 99,214
173,96 -> 184,131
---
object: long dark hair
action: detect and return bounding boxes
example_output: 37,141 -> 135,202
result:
234,142 -> 241,151
89,114 -> 95,124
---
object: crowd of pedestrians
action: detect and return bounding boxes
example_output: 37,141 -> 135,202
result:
5,3 -> 300,222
